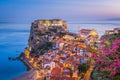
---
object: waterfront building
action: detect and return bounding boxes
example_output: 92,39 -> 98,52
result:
114,28 -> 120,34
89,30 -> 98,38
24,49 -> 30,59
105,28 -> 120,35
105,30 -> 114,35
78,29 -> 98,38
78,29 -> 91,38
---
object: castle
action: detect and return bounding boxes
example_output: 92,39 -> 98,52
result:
32,19 -> 67,29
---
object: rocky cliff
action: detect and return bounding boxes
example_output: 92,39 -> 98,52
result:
28,19 -> 73,55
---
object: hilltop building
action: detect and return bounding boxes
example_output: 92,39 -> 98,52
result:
28,19 -> 69,54
32,19 -> 67,29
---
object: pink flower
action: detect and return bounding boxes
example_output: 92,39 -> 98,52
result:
110,64 -> 115,68
92,54 -> 97,58
96,58 -> 102,63
96,59 -> 100,63
110,69 -> 118,77
93,38 -> 120,78
117,61 -> 120,67
101,47 -> 110,55
113,39 -> 120,44
111,45 -> 118,51
103,49 -> 110,55
101,61 -> 106,65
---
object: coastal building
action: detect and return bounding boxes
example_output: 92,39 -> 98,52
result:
24,49 -> 30,59
89,30 -> 98,38
38,19 -> 67,29
114,28 -> 120,34
28,19 -> 68,53
78,29 -> 91,38
105,30 -> 114,35
78,29 -> 98,38
79,29 -> 98,49
105,28 -> 120,35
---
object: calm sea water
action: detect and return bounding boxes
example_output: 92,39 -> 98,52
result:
68,21 -> 120,37
0,23 -> 30,80
0,21 -> 120,80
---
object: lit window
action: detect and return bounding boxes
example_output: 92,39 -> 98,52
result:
44,24 -> 46,26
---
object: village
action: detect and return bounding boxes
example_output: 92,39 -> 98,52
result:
13,19 -> 120,80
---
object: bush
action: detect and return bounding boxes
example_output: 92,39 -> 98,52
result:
78,62 -> 90,73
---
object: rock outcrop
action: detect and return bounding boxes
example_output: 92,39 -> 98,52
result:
28,19 -> 74,55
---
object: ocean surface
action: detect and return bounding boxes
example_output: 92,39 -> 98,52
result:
68,21 -> 120,37
0,21 -> 120,80
0,23 -> 30,80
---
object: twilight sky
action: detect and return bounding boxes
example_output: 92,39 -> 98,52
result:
0,0 -> 120,22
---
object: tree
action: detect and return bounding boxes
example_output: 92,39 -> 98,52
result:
78,62 -> 90,73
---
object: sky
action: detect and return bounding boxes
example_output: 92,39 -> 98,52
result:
0,0 -> 120,22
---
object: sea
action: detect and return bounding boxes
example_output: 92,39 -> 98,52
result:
0,21 -> 120,80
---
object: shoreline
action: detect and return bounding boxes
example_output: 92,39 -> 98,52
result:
12,53 -> 36,80
19,54 -> 31,71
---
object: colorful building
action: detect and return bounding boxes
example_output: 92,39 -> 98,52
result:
24,49 -> 30,59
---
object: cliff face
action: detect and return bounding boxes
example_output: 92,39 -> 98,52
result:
28,19 -> 69,55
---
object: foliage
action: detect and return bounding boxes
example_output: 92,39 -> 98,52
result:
37,30 -> 45,36
92,37 -> 120,79
38,42 -> 53,55
78,62 -> 90,73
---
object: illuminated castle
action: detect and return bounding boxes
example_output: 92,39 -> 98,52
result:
32,19 -> 67,29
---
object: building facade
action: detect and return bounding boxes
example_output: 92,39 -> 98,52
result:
38,19 -> 67,29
